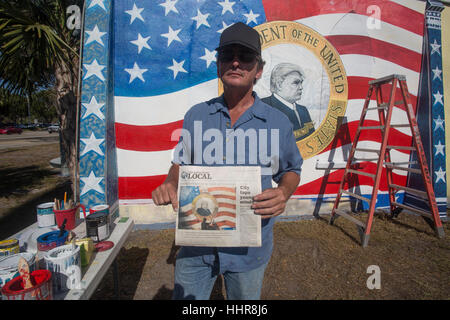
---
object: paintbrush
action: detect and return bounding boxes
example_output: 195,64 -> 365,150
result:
18,257 -> 33,290
59,218 -> 67,237
64,192 -> 67,209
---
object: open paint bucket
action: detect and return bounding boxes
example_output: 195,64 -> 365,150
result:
37,202 -> 56,228
54,204 -> 86,230
36,230 -> 69,252
0,239 -> 20,258
44,244 -> 81,293
1,269 -> 52,300
0,252 -> 36,289
86,211 -> 110,242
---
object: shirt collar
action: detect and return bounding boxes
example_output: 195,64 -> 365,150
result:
210,92 -> 267,121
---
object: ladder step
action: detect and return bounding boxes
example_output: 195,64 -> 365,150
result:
386,145 -> 416,151
384,163 -> 422,174
354,148 -> 380,154
385,161 -> 417,165
333,209 -> 366,228
390,124 -> 410,128
369,74 -> 406,85
341,190 -> 371,203
367,106 -> 387,111
389,184 -> 428,200
352,158 -> 380,162
393,100 -> 405,106
346,169 -> 376,179
391,202 -> 432,219
359,125 -> 385,130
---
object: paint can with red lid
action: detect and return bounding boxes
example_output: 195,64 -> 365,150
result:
1,269 -> 52,300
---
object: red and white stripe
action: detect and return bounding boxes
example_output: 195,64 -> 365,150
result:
114,0 -> 425,202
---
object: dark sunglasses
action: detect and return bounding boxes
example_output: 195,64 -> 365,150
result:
217,49 -> 257,63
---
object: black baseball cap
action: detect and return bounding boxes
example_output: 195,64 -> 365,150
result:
216,22 -> 261,55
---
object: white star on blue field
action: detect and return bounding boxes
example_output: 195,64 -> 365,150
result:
114,0 -> 266,97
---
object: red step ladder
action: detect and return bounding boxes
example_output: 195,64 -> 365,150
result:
329,74 -> 445,247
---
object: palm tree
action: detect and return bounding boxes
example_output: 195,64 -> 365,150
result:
0,0 -> 83,197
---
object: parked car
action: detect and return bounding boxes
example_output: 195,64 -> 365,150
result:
0,126 -> 23,134
48,124 -> 60,133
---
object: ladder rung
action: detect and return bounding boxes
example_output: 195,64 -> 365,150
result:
352,158 -> 380,162
341,190 -> 371,203
385,161 -> 417,165
333,209 -> 366,228
389,184 -> 428,200
354,148 -> 380,154
346,169 -> 376,179
390,124 -> 410,128
367,105 -> 387,111
369,74 -> 406,85
386,145 -> 416,151
384,163 -> 422,174
393,100 -> 405,105
359,125 -> 385,130
391,202 -> 432,219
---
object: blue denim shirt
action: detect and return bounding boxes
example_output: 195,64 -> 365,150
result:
173,93 -> 303,273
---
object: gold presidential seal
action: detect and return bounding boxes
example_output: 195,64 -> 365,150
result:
192,192 -> 218,224
253,21 -> 348,159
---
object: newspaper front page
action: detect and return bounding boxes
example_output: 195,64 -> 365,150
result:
176,165 -> 262,247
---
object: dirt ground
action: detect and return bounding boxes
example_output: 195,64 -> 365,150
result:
1,139 -> 449,300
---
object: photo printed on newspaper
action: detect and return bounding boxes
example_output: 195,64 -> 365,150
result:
176,165 -> 262,247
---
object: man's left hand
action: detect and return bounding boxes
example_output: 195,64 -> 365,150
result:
252,187 -> 289,219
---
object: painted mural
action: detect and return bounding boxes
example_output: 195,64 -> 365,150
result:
78,0 -> 447,225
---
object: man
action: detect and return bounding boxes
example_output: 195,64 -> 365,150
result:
152,22 -> 303,300
262,63 -> 315,141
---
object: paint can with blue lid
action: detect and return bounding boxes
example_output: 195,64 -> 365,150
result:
86,210 -> 110,242
37,202 -> 55,228
36,230 -> 68,252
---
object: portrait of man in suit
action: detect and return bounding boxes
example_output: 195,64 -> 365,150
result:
261,63 -> 315,141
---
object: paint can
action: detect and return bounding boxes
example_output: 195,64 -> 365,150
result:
86,211 -> 110,242
36,202 -> 56,228
44,244 -> 81,293
36,230 -> 69,252
70,238 -> 94,267
0,239 -> 20,258
0,252 -> 36,289
1,269 -> 52,300
89,204 -> 113,227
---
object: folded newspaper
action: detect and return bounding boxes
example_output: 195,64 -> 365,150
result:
176,165 -> 262,247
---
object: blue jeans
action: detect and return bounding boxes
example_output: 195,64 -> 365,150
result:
172,252 -> 268,300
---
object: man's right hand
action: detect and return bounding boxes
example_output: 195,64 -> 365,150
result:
151,163 -> 180,211
152,182 -> 179,211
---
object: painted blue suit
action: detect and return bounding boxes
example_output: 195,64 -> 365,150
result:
261,94 -> 315,141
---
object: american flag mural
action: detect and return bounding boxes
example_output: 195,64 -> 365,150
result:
178,186 -> 237,230
79,0 -> 446,222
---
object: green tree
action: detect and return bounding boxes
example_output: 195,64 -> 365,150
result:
0,0 -> 83,196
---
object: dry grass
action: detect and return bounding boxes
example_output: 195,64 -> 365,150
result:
93,212 -> 450,300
